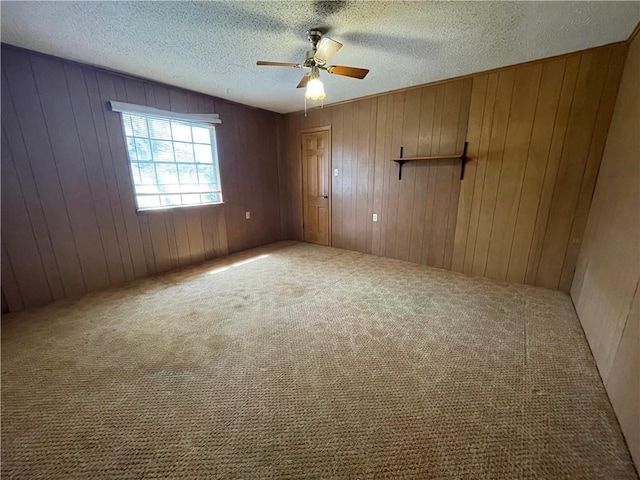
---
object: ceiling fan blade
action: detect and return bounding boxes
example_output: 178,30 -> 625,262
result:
256,61 -> 302,68
326,65 -> 370,79
313,37 -> 343,65
297,74 -> 310,89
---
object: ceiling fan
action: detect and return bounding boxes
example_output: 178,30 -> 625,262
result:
256,29 -> 369,100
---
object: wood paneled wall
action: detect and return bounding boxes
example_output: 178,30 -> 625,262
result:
280,42 -> 627,291
571,30 -> 639,469
281,79 -> 473,268
1,45 -> 283,312
453,43 -> 627,290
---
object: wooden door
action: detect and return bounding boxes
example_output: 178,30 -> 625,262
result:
302,128 -> 331,246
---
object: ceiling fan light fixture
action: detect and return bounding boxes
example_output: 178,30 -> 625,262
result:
305,77 -> 326,100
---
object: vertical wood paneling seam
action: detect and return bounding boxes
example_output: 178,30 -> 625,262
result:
197,211 -> 206,262
381,105 -> 391,255
83,68 -> 129,281
461,77 -> 488,268
436,86 -> 445,153
353,106 -> 360,251
28,55 -> 88,292
375,100 -> 386,253
1,125 -> 53,300
96,75 -> 137,273
556,51 -> 614,290
354,105 -> 360,252
177,212 -> 193,264
504,69 -> 544,277
394,94 -> 407,257
162,215 -> 175,266
275,116 -> 285,239
1,238 -> 25,308
520,60 -> 568,278
441,82 -> 466,266
432,87 -> 446,265
85,69 -> 134,280
466,76 -> 498,270
420,87 -> 444,265
533,55 -> 583,284
482,73 -> 518,276
408,88 -> 424,258
63,66 -> 113,285
599,278 -> 640,382
468,82 -> 494,269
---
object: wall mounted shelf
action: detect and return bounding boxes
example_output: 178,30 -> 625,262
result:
392,142 -> 469,180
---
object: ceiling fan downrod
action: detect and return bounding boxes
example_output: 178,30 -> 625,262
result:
306,29 -> 323,49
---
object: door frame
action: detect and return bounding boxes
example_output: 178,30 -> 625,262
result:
300,125 -> 332,246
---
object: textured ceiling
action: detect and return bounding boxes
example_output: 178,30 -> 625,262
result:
1,1 -> 638,114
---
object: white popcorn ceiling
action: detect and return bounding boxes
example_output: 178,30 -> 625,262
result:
1,1 -> 638,114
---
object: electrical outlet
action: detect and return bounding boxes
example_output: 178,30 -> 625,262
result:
334,168 -> 339,177
245,211 -> 250,220
372,213 -> 378,222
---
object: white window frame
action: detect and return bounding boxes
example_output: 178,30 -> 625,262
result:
112,102 -> 223,212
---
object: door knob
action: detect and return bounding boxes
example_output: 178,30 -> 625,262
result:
322,195 -> 328,199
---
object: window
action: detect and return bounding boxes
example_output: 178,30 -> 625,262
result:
121,113 -> 222,210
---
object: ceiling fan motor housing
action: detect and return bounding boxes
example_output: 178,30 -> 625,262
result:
307,29 -> 323,48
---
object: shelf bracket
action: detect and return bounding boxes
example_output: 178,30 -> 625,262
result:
460,141 -> 469,180
394,160 -> 407,180
393,146 -> 405,180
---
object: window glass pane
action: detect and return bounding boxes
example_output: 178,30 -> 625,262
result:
156,163 -> 178,184
174,142 -> 195,162
138,162 -> 157,184
148,118 -> 172,139
130,115 -> 148,137
194,144 -> 212,163
181,193 -> 201,204
200,183 -> 218,192
136,184 -> 161,194
171,121 -> 192,142
197,164 -> 215,183
151,140 -> 174,162
177,164 -> 198,184
137,195 -> 161,209
126,137 -> 138,161
180,183 -> 196,193
162,183 -> 184,194
192,126 -> 211,144
123,116 -> 134,136
130,163 -> 142,184
160,194 -> 181,206
134,138 -> 152,161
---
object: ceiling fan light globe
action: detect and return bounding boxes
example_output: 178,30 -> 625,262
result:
305,78 -> 326,100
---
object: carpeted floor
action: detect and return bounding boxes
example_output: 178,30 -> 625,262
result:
1,241 -> 637,479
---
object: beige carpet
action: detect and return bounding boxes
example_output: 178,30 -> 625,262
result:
1,241 -> 637,479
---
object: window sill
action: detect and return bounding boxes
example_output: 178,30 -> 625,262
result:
136,202 -> 225,215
